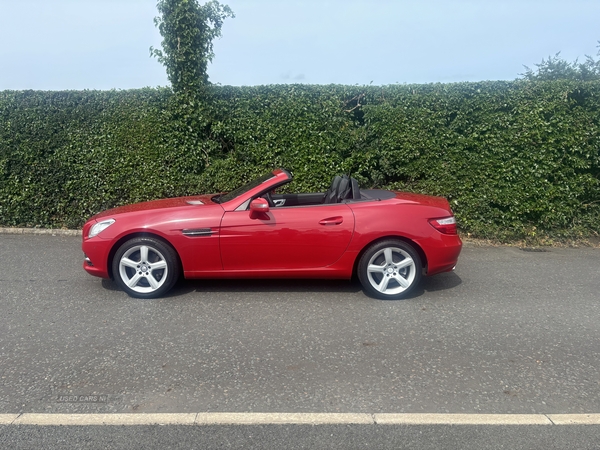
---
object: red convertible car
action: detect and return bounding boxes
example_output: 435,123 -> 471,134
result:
82,169 -> 462,300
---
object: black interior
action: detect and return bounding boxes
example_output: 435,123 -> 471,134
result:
266,174 -> 366,208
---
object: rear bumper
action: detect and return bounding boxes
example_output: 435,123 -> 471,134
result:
419,234 -> 463,276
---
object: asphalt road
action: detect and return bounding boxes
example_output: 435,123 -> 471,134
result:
1,233 -> 599,448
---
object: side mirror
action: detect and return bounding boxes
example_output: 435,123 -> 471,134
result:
249,198 -> 270,216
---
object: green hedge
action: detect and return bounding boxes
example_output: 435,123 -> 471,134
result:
1,81 -> 599,240
355,81 -> 600,240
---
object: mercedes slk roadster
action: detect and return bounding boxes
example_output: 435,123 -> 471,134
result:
82,169 -> 462,300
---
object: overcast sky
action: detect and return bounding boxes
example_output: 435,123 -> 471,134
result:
1,0 -> 598,90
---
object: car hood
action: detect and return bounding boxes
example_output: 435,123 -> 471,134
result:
90,194 -> 219,220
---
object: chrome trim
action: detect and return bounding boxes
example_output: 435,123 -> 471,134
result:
182,228 -> 214,237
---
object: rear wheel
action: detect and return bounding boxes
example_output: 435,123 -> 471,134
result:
358,240 -> 422,300
112,237 -> 180,299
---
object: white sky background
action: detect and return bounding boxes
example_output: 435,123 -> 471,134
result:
0,0 -> 598,90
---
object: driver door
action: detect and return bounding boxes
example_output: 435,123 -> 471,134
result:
219,204 -> 354,270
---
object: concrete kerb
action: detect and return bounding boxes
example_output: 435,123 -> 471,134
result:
4,413 -> 600,426
0,227 -> 82,236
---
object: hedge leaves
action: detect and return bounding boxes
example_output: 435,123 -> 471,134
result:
1,81 -> 598,240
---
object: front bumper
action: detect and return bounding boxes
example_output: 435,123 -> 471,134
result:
82,238 -> 112,279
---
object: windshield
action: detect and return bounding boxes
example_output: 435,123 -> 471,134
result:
213,172 -> 276,204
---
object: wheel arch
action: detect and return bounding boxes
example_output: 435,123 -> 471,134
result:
352,235 -> 428,278
107,232 -> 183,280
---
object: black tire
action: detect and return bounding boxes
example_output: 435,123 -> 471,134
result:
357,239 -> 422,300
111,237 -> 180,299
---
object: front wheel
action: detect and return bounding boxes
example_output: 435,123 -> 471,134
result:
112,237 -> 180,299
358,240 -> 422,300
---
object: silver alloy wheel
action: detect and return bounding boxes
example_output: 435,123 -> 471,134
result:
118,244 -> 169,294
366,246 -> 416,295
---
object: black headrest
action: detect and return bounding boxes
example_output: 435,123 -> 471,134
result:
337,175 -> 351,202
351,177 -> 361,199
323,175 -> 342,204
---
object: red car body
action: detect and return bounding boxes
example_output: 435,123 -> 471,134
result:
82,169 -> 462,299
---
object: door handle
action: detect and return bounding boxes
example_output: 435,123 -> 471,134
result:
319,216 -> 344,226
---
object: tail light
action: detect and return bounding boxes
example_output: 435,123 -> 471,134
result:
429,216 -> 457,235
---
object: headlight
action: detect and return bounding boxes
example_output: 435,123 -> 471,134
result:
89,219 -> 115,238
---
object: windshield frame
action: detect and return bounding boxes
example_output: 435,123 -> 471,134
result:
212,172 -> 277,204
